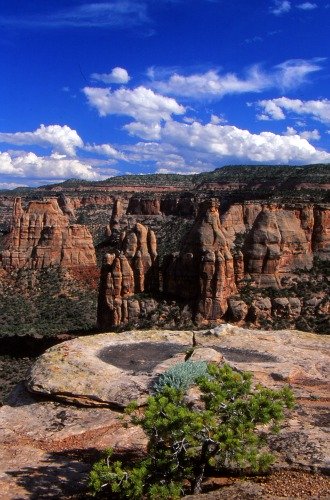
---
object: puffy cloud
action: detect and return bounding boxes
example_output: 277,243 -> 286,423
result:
256,97 -> 330,124
270,1 -> 291,15
122,119 -> 330,167
0,124 -> 83,156
124,121 -> 162,140
91,67 -> 130,84
149,59 -> 323,98
0,151 -> 103,181
158,120 -> 330,163
83,85 -> 185,122
284,126 -> 320,140
297,2 -> 317,10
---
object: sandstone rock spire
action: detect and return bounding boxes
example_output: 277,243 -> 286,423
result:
97,222 -> 158,328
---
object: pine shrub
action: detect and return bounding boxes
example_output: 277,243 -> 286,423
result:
89,363 -> 294,498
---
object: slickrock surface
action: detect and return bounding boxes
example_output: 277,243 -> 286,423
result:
0,325 -> 329,498
0,198 -> 96,269
27,330 -> 192,407
0,384 -> 147,499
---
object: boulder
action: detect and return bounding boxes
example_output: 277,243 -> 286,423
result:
228,298 -> 248,321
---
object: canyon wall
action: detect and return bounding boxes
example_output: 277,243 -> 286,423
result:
0,192 -> 328,331
0,198 -> 96,270
97,222 -> 159,328
97,198 -> 329,329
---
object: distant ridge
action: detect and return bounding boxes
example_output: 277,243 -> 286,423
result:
1,163 -> 329,197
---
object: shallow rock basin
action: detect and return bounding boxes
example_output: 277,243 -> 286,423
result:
98,341 -> 190,372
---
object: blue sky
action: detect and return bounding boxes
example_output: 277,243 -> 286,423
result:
0,0 -> 329,188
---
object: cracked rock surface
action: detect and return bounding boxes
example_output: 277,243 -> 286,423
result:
0,325 -> 329,498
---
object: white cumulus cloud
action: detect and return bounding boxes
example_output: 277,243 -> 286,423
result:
161,121 -> 330,163
0,151 -> 103,181
121,119 -> 330,168
91,67 -> 130,84
270,1 -> 291,15
0,124 -> 83,156
284,126 -> 320,140
83,85 -> 185,122
256,97 -> 330,124
124,121 -> 162,140
84,143 -> 127,160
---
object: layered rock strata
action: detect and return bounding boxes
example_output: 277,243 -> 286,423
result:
244,205 -> 314,288
97,222 -> 159,328
163,199 -> 237,322
0,198 -> 96,269
97,198 -> 329,328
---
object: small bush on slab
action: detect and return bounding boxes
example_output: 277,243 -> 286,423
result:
89,363 -> 294,498
153,360 -> 209,393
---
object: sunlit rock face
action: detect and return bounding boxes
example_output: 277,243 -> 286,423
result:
97,221 -> 159,328
163,199 -> 236,323
243,205 -> 314,288
0,325 -> 329,498
0,198 -> 96,270
97,196 -> 330,329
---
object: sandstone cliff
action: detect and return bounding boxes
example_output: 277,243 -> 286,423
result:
244,205 -> 314,288
163,199 -> 237,322
96,197 -> 329,330
97,221 -> 159,328
0,198 -> 96,270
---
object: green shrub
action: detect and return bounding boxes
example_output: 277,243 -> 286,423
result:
89,363 -> 294,498
153,360 -> 209,393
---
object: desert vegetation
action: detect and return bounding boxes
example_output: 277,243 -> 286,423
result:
89,362 -> 294,498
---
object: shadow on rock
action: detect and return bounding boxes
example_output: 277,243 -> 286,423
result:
7,448 -> 98,499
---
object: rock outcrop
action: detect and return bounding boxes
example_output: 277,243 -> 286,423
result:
27,329 -> 194,407
312,205 -> 330,259
96,197 -> 329,328
97,222 -> 159,328
244,205 -> 314,288
163,199 -> 237,322
0,198 -> 96,269
0,325 -> 328,498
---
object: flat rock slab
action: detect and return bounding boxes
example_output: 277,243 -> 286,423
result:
196,324 -> 330,400
0,384 -> 147,499
196,324 -> 330,472
1,325 -> 329,498
27,329 -> 194,407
